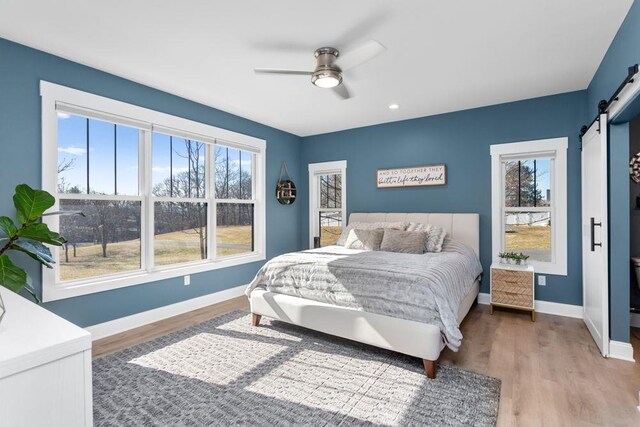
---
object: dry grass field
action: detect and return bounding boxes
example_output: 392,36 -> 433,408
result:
505,225 -> 551,250
320,226 -> 342,247
59,224 -> 547,281
60,225 -> 253,281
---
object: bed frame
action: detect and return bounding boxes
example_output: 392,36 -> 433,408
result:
249,213 -> 480,379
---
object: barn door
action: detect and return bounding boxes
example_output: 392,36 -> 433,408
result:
581,113 -> 609,356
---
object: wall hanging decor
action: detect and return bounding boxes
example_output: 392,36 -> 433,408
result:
276,162 -> 297,204
376,164 -> 446,188
630,152 -> 640,183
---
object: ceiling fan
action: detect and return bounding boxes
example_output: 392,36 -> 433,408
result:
254,40 -> 386,100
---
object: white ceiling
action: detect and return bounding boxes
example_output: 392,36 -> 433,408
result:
0,1 -> 633,136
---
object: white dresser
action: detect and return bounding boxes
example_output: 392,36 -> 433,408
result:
0,287 -> 92,427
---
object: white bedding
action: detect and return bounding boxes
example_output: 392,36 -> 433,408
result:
246,239 -> 482,351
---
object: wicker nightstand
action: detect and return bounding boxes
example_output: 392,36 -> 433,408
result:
490,263 -> 535,321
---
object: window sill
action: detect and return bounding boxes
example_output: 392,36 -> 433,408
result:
42,253 -> 265,302
522,260 -> 566,276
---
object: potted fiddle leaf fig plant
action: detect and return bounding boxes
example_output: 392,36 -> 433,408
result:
0,184 -> 79,322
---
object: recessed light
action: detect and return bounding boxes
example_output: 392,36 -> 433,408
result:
388,103 -> 400,110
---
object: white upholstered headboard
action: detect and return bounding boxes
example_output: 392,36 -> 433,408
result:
348,213 -> 480,257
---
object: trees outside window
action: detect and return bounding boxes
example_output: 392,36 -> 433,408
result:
55,117 -> 258,282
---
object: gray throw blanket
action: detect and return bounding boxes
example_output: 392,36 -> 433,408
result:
246,239 -> 482,351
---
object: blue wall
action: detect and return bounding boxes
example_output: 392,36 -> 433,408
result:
587,0 -> 640,111
587,0 -> 639,342
300,91 -> 588,305
0,38 -> 302,327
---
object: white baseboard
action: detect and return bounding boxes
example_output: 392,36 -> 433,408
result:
609,340 -> 635,362
86,285 -> 246,341
631,313 -> 640,328
478,292 -> 583,319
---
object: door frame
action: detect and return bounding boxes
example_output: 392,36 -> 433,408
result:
605,66 -> 640,361
308,160 -> 347,249
581,113 -> 610,357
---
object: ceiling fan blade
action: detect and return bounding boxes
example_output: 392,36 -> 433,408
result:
254,68 -> 313,75
337,12 -> 389,46
336,40 -> 386,72
332,84 -> 351,100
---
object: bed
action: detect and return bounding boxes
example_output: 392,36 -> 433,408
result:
246,213 -> 481,378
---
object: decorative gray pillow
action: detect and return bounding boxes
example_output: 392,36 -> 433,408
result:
336,221 -> 407,246
344,228 -> 384,251
406,222 -> 447,253
380,229 -> 428,254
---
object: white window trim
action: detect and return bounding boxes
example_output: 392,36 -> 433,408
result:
40,81 -> 266,302
308,161 -> 347,249
490,137 -> 568,276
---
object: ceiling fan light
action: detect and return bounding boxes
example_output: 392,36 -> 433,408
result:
312,69 -> 342,88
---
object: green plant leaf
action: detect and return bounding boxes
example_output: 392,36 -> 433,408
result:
0,216 -> 18,238
10,240 -> 55,268
13,184 -> 55,224
0,254 -> 27,293
17,223 -> 66,246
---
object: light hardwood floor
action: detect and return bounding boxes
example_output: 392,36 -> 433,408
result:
93,299 -> 640,426
443,306 -> 640,426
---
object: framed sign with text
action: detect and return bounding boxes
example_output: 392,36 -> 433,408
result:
376,164 -> 446,188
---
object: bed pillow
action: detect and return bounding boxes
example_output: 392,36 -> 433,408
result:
406,222 -> 447,253
336,221 -> 407,246
344,228 -> 385,251
380,229 -> 428,254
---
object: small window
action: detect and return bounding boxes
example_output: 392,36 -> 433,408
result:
491,138 -> 567,275
318,173 -> 343,246
309,161 -> 347,248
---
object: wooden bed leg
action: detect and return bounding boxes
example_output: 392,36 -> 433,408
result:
251,313 -> 262,326
422,359 -> 437,379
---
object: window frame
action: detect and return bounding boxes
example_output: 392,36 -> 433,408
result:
308,161 -> 347,248
40,81 -> 266,302
490,137 -> 568,275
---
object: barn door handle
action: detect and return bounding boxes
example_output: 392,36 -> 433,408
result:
590,217 -> 602,252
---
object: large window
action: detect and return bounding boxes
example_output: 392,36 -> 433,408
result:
308,161 -> 347,248
41,82 -> 265,301
491,138 -> 567,275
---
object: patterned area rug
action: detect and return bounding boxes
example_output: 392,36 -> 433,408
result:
93,311 -> 500,426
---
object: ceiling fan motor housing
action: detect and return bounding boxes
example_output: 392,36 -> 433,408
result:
312,47 -> 342,87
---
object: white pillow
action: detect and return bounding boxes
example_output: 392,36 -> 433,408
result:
406,222 -> 447,253
337,221 -> 407,246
